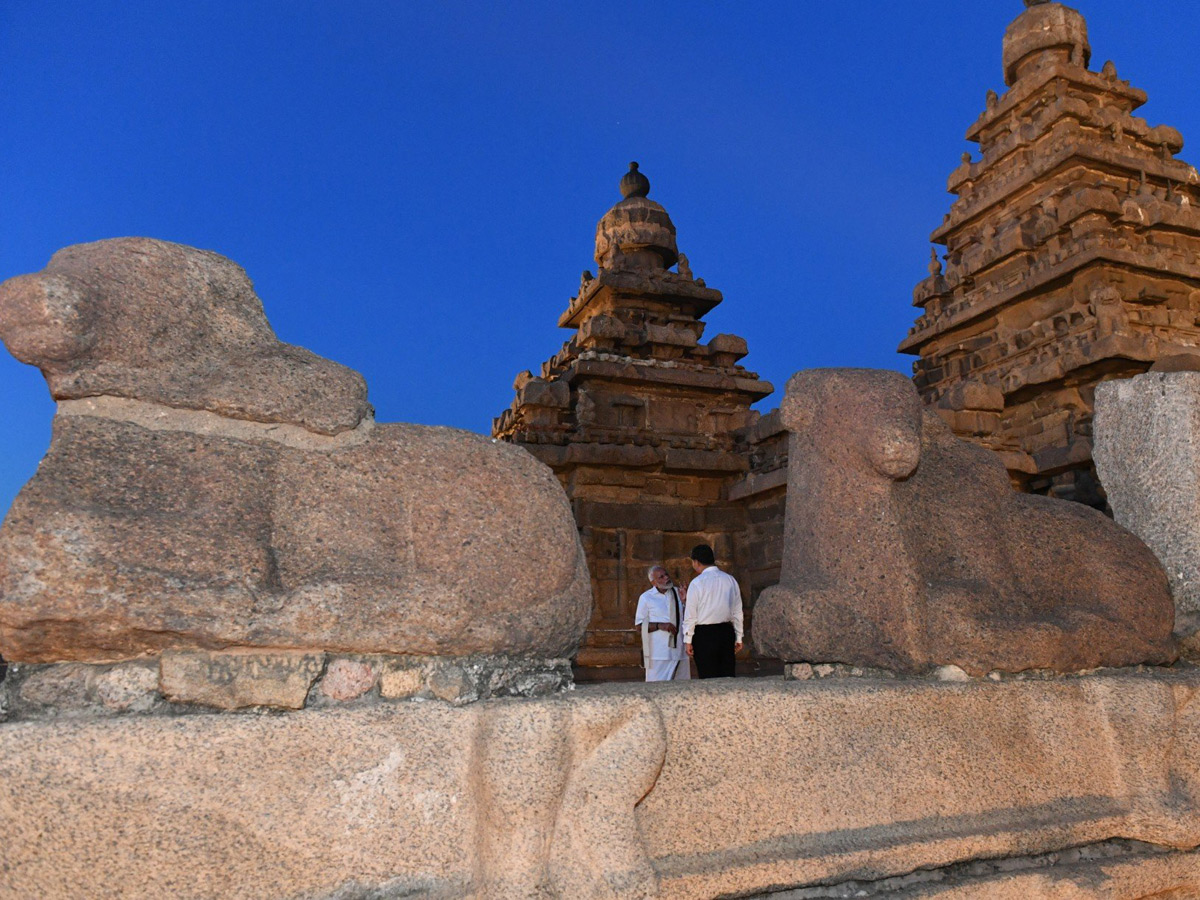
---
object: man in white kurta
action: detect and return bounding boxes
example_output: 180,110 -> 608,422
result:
634,566 -> 691,682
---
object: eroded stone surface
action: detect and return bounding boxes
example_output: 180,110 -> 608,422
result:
317,657 -> 378,701
903,852 -> 1200,899
0,673 -> 1197,899
0,239 -> 592,663
379,662 -> 426,699
159,650 -> 326,710
0,690 -> 666,899
376,656 -> 574,705
1,654 -> 576,717
754,369 -> 1176,675
6,660 -> 162,717
1095,372 -> 1200,644
0,238 -> 370,435
752,844 -> 1200,899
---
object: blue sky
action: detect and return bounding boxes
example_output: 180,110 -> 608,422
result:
2,1 -> 1199,514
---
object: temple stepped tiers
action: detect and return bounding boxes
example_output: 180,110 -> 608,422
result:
901,0 -> 1200,504
494,163 -> 774,671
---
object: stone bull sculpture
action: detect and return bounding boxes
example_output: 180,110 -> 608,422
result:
754,368 -> 1177,675
0,238 -> 591,663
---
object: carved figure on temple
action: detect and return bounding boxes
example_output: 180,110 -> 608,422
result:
1090,283 -> 1129,337
473,694 -> 667,897
0,238 -> 591,663
676,252 -> 692,279
753,368 -> 1177,675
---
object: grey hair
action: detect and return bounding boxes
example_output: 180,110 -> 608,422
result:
646,565 -> 667,583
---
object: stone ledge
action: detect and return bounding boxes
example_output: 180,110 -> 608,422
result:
728,465 -> 789,501
1,672 -> 1197,898
0,652 -> 574,718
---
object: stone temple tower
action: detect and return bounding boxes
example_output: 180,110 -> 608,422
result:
901,0 -> 1200,505
494,163 -> 772,672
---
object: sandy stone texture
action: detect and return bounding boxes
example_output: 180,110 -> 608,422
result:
159,650 -> 326,710
0,673 -> 1197,898
754,369 -> 1176,675
0,239 -> 591,663
639,674 -> 1200,899
317,657 -> 378,701
9,660 -> 162,717
1095,371 -> 1200,642
0,691 -> 666,899
0,237 -> 370,434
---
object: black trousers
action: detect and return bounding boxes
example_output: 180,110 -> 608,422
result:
692,622 -> 736,679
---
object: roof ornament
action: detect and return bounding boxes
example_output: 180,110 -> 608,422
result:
619,161 -> 651,199
928,247 -> 944,278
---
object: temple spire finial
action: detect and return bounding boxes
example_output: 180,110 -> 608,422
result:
619,161 -> 651,199
1003,0 -> 1090,86
929,247 -> 943,278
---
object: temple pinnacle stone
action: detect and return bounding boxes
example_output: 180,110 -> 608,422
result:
619,161 -> 650,199
1002,0 -> 1090,87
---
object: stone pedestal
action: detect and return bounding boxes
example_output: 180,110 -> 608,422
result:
1095,371 -> 1200,646
2,672 -> 1199,898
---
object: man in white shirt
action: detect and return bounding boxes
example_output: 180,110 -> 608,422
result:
682,543 -> 744,678
634,566 -> 691,682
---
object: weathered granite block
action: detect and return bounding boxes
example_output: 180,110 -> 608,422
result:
159,650 -> 327,710
1095,371 -> 1200,645
317,657 -> 379,701
868,848 -> 1200,899
0,239 -> 592,664
754,369 -> 1176,675
0,238 -> 370,434
0,674 -> 1197,898
0,653 -> 576,717
4,660 -> 162,718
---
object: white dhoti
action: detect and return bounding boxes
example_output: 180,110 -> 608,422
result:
645,657 -> 691,682
636,584 -> 690,682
